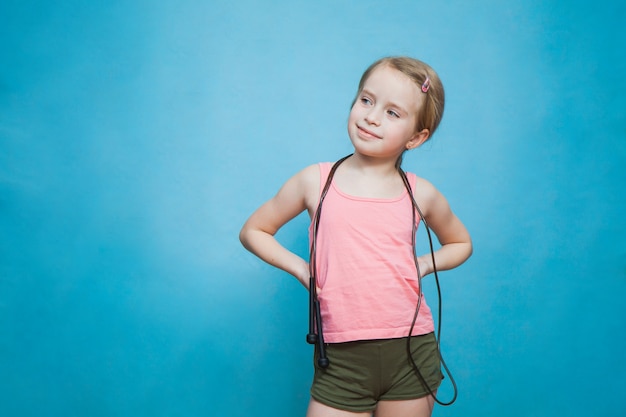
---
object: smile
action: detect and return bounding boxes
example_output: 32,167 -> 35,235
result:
357,125 -> 382,140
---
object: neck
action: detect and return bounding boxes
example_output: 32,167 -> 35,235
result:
347,153 -> 402,177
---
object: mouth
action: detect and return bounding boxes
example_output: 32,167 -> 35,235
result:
356,125 -> 382,140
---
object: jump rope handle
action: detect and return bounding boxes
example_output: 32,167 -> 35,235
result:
314,299 -> 329,368
306,276 -> 317,344
306,276 -> 330,368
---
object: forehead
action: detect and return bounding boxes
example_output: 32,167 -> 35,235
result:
362,65 -> 422,110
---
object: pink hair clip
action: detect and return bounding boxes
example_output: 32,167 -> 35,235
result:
421,76 -> 431,93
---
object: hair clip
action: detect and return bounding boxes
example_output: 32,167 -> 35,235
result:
421,76 -> 431,93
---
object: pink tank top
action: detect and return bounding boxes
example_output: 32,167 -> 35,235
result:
309,162 -> 434,343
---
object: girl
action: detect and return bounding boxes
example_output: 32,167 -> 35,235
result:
239,56 -> 472,417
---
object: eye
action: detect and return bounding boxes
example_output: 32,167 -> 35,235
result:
360,96 -> 372,106
387,109 -> 400,118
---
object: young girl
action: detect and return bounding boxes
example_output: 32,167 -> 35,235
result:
239,56 -> 472,417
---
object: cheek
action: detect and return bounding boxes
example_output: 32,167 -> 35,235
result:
347,106 -> 359,124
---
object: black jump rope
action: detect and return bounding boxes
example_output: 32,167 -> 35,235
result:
306,154 -> 458,406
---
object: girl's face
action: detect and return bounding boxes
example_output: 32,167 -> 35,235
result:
347,65 -> 428,161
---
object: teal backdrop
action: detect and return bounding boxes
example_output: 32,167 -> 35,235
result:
1,1 -> 625,416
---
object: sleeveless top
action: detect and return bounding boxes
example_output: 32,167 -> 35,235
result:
309,162 -> 434,343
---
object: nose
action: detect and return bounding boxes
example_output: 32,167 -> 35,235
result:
364,108 -> 381,126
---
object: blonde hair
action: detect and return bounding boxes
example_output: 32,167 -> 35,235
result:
354,56 -> 445,140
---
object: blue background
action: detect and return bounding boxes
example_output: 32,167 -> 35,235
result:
1,1 -> 625,416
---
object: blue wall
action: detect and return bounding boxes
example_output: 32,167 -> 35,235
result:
1,1 -> 624,416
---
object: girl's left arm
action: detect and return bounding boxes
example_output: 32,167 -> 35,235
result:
415,181 -> 473,276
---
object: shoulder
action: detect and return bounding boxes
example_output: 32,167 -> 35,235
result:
411,174 -> 438,198
410,174 -> 447,217
281,163 -> 322,212
293,163 -> 321,189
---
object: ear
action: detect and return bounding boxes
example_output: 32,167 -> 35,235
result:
405,129 -> 430,150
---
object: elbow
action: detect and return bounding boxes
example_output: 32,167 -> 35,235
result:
465,239 -> 474,260
239,222 -> 262,252
239,224 -> 251,250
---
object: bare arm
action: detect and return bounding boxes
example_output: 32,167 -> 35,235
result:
239,165 -> 319,288
414,179 -> 473,277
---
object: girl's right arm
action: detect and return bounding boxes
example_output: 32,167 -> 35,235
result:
239,165 -> 319,289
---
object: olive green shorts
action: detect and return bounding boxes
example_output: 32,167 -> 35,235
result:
310,333 -> 443,413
